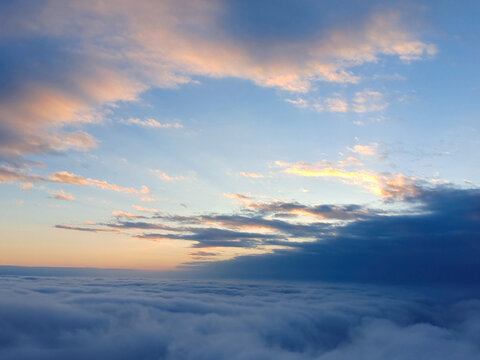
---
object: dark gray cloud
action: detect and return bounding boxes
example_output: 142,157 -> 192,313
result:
194,187 -> 480,284
0,274 -> 479,359
55,185 -> 480,284
137,228 -> 287,248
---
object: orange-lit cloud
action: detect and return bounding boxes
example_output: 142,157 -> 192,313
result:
133,205 -> 158,213
283,162 -> 419,199
1,166 -> 145,196
112,210 -> 143,218
152,170 -> 196,182
21,182 -> 34,191
351,143 -> 378,156
285,90 -> 388,114
55,224 -> 124,233
239,172 -> 265,178
51,189 -> 75,201
122,118 -> 183,129
1,1 -> 434,170
50,171 -> 139,194
223,193 -> 255,207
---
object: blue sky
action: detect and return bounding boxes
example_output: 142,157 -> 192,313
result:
0,0 -> 479,277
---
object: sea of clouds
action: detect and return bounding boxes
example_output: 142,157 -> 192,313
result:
1,274 -> 479,359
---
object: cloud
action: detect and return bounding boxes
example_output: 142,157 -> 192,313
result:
112,210 -> 144,219
282,162 -> 419,199
196,186 -> 480,285
0,275 -> 478,359
51,190 -> 75,201
152,170 -> 196,182
286,90 -> 388,114
53,184 -> 480,285
137,228 -> 286,248
190,251 -> 217,257
0,0 -> 434,168
0,36 -> 141,165
133,205 -> 158,213
351,143 -> 379,156
21,182 -> 34,191
122,118 -> 183,129
0,166 -> 143,195
239,172 -> 265,178
50,171 -> 139,194
54,225 -> 123,233
0,165 -> 47,183
324,97 -> 349,112
352,89 -> 388,113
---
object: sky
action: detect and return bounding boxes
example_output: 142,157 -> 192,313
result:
1,0 -> 480,281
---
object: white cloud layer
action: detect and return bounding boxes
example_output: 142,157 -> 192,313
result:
0,274 -> 478,360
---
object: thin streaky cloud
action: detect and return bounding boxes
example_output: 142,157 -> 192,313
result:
350,143 -> 379,156
283,162 -> 419,199
122,118 -> 183,129
239,172 -> 265,178
133,205 -> 158,213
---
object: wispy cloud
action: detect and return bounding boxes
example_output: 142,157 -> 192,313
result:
121,118 -> 183,129
21,182 -> 34,191
1,166 -> 144,195
50,171 -> 139,194
152,170 -> 196,182
140,196 -> 158,202
54,225 -> 124,233
112,210 -> 144,219
133,205 -> 158,213
352,89 -> 389,113
286,90 -> 388,114
350,143 -> 379,156
239,172 -> 265,178
281,162 -> 419,199
51,189 -> 75,201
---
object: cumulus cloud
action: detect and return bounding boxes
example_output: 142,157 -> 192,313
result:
0,275 -> 478,359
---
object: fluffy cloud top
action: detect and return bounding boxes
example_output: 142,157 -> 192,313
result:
0,274 -> 478,360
